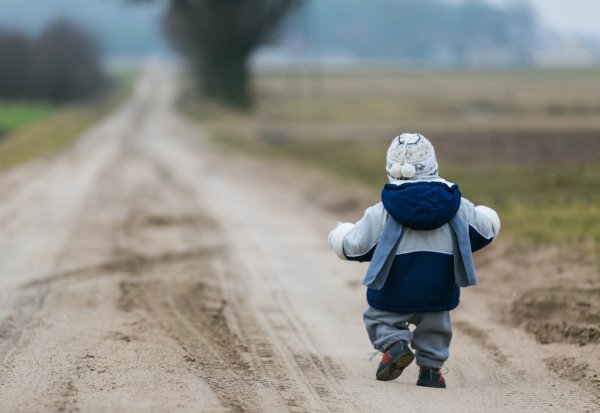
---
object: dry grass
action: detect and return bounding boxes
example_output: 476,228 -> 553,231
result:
188,69 -> 600,130
184,69 -> 600,265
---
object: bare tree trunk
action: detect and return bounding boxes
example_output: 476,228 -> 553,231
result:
164,0 -> 303,110
197,51 -> 251,108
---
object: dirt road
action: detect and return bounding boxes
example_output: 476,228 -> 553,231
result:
0,64 -> 597,412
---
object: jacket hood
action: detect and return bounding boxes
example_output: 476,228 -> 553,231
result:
381,181 -> 461,230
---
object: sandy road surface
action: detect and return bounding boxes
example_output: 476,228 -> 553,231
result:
0,64 -> 597,412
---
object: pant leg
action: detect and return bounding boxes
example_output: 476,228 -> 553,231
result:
363,306 -> 414,352
411,311 -> 452,368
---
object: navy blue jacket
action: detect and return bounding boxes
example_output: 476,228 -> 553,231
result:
337,179 -> 497,313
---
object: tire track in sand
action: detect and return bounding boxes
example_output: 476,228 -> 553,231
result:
1,63 -> 598,412
78,74 -> 361,411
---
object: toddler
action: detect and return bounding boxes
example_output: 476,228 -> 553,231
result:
328,133 -> 500,388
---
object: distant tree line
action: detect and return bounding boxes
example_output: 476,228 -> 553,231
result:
285,0 -> 537,66
0,20 -> 108,102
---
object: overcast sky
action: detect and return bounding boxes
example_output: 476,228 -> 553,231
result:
484,0 -> 600,38
1,0 -> 599,39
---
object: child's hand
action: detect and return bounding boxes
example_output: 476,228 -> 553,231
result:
328,222 -> 356,259
328,222 -> 342,248
475,205 -> 501,236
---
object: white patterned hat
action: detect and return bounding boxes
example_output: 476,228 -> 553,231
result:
386,133 -> 438,182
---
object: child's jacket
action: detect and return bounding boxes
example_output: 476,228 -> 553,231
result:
336,178 -> 498,313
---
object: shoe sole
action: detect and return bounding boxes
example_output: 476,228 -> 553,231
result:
376,352 -> 415,381
416,380 -> 446,389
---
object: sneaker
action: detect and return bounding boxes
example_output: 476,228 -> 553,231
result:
416,366 -> 446,388
375,340 -> 415,381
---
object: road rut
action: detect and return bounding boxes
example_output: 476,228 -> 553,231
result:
0,64 -> 597,412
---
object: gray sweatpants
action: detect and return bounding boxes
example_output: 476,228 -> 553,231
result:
363,306 -> 452,369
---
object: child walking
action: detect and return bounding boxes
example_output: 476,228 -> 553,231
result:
328,133 -> 500,388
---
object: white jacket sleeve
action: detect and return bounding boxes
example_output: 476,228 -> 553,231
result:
328,203 -> 387,261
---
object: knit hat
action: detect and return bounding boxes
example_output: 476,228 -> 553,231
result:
386,133 -> 438,182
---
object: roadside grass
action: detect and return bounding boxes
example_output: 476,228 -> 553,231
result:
0,70 -> 136,171
184,69 -> 600,264
0,103 -> 54,134
249,69 -> 600,131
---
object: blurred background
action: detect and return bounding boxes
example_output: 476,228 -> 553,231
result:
0,0 -> 599,264
1,3 -> 600,406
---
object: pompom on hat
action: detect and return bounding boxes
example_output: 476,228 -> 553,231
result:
386,133 -> 438,182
